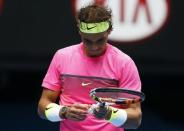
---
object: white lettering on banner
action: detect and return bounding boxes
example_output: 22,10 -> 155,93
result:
74,0 -> 170,43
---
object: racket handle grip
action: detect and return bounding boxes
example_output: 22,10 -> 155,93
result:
88,103 -> 100,114
99,102 -> 106,108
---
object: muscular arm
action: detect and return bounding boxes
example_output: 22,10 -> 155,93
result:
38,88 -> 89,121
122,102 -> 142,129
94,101 -> 142,129
37,88 -> 60,119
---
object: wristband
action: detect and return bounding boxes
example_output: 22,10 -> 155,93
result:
45,103 -> 63,122
107,107 -> 127,127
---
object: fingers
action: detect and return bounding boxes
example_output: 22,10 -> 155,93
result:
73,103 -> 90,112
65,104 -> 90,121
66,112 -> 87,121
93,103 -> 109,119
93,107 -> 107,119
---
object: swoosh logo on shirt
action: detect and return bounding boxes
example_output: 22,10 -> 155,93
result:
81,82 -> 92,87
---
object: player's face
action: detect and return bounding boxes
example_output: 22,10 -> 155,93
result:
80,31 -> 110,57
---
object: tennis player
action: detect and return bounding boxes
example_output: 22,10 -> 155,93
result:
38,3 -> 142,131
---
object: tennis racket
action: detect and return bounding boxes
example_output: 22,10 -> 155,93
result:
89,87 -> 145,107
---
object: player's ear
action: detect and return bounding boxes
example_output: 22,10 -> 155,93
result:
78,30 -> 82,35
76,25 -> 82,35
107,28 -> 112,35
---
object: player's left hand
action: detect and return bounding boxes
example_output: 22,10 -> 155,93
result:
93,102 -> 111,119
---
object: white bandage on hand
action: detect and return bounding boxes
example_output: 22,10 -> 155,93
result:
45,103 -> 63,122
107,107 -> 127,127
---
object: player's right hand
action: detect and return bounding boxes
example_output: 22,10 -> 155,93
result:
62,103 -> 90,121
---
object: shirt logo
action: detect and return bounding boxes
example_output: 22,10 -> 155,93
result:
81,82 -> 92,87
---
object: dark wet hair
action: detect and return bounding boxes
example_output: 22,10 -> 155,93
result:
77,4 -> 113,31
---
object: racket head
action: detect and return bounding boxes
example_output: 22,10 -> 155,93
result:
90,87 -> 145,106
